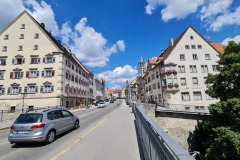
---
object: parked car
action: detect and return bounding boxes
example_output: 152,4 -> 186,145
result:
110,99 -> 114,103
98,100 -> 106,108
94,100 -> 99,106
8,108 -> 79,145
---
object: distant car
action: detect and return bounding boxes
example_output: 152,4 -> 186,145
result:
110,99 -> 114,103
126,99 -> 130,105
105,99 -> 109,102
98,100 -> 106,108
8,108 -> 79,145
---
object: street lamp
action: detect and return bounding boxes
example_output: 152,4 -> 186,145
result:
21,92 -> 28,113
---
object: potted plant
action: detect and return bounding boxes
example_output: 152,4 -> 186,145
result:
172,70 -> 177,74
168,83 -> 173,87
174,83 -> 179,88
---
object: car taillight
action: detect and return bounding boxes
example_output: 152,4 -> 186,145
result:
10,125 -> 15,130
31,123 -> 46,129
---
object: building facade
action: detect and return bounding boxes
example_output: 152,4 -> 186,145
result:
0,11 -> 102,111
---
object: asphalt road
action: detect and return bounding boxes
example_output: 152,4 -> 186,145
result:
0,101 -> 122,160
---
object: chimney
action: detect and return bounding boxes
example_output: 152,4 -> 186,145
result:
169,38 -> 174,47
161,50 -> 164,54
41,23 -> 45,28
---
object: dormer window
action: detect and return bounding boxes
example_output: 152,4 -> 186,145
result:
20,24 -> 25,29
4,35 -> 9,40
190,36 -> 193,40
19,34 -> 24,39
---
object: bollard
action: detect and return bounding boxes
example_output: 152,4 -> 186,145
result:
1,111 -> 3,122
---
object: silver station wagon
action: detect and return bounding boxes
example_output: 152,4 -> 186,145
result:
8,108 -> 79,145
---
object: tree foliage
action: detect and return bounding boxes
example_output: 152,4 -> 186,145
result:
203,41 -> 240,159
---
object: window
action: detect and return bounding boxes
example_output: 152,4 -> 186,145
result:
185,45 -> 190,49
66,71 -> 70,80
192,54 -> 198,60
19,34 -> 24,39
156,71 -> 159,78
197,45 -> 202,49
2,46 -> 7,52
148,77 -> 150,82
18,45 -> 23,51
25,86 -> 38,93
72,64 -> 74,70
204,77 -> 207,84
201,65 -> 208,72
162,79 -> 167,86
0,58 -> 6,65
180,54 -> 185,61
10,106 -> 15,113
42,70 -> 55,77
0,87 -> 5,95
178,66 -> 185,73
0,71 -> 4,79
14,71 -> 23,79
27,70 -> 39,78
47,110 -> 62,120
205,54 -> 210,60
34,33 -> 39,39
191,45 -> 196,49
192,77 -> 198,85
181,92 -> 190,101
167,78 -> 173,84
153,83 -> 156,90
12,57 -> 25,65
4,35 -> 9,40
71,75 -> 74,82
20,24 -> 25,29
33,45 -> 38,50
180,78 -> 187,86
193,92 -> 202,101
43,57 -> 55,63
212,65 -> 218,72
189,65 -> 197,73
151,73 -> 155,80
41,85 -> 54,93
9,86 -> 22,95
190,36 -> 194,39
31,57 -> 40,64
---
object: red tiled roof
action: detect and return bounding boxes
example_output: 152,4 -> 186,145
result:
148,57 -> 158,65
209,42 -> 225,54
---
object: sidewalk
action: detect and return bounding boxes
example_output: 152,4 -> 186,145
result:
56,103 -> 142,160
0,105 -> 98,131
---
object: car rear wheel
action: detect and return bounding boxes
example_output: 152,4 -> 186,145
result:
45,130 -> 55,144
74,120 -> 79,129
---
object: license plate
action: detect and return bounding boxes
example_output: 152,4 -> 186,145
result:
17,131 -> 29,134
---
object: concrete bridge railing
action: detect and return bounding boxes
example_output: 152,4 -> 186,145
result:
133,104 -> 195,160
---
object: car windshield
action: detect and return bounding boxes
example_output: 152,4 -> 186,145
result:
14,114 -> 43,124
99,100 -> 105,104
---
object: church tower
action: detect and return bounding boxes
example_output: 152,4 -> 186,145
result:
138,56 -> 146,76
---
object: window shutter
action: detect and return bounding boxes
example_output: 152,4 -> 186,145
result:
37,71 -> 39,77
2,88 -> 5,95
19,87 -> 22,94
53,57 -> 55,63
26,71 -> 29,78
52,70 -> 55,77
24,86 -> 27,93
31,58 -> 33,64
35,86 -> 38,93
51,86 -> 54,92
43,57 -> 45,63
40,86 -> 43,93
8,87 -> 10,95
21,72 -> 23,78
10,72 -> 13,78
42,71 -> 44,77
22,58 -> 25,64
38,58 -> 40,63
12,58 -> 15,64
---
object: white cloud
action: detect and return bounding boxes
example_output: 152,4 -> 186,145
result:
69,18 -> 125,67
98,65 -> 138,89
145,0 -> 204,21
145,0 -> 240,31
0,0 -> 125,68
222,35 -> 240,45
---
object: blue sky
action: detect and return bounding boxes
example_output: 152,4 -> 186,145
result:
0,0 -> 240,89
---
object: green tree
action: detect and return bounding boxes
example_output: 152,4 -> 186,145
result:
203,41 -> 240,159
124,88 -> 128,98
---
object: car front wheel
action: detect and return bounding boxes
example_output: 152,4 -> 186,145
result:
45,130 -> 55,144
74,120 -> 79,129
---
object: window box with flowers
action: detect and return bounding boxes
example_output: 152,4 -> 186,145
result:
168,83 -> 174,87
166,70 -> 172,74
172,70 -> 177,74
162,84 -> 167,88
160,72 -> 165,75
174,83 -> 179,88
